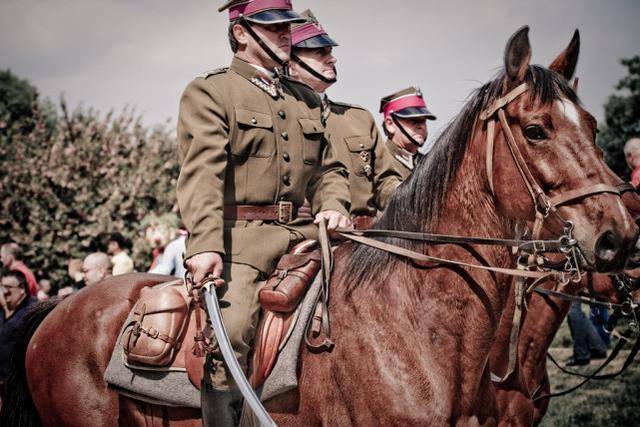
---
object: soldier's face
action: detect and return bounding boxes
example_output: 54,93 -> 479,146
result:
248,22 -> 292,66
291,47 -> 337,92
387,116 -> 428,154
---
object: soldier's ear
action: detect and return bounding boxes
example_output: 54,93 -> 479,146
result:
233,23 -> 250,47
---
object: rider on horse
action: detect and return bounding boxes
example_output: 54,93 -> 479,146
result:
380,86 -> 437,179
176,0 -> 352,424
287,9 -> 403,230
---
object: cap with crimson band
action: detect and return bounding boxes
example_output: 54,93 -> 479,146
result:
379,86 -> 436,120
291,9 -> 338,48
219,0 -> 305,24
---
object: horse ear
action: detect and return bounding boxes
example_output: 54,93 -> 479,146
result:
549,29 -> 580,81
504,26 -> 531,89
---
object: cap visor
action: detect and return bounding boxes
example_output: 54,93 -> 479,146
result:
245,9 -> 306,24
294,34 -> 339,48
395,106 -> 437,120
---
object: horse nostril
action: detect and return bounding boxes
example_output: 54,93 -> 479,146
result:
594,231 -> 623,272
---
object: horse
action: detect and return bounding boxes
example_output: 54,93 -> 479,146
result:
491,189 -> 640,426
3,26 -> 638,426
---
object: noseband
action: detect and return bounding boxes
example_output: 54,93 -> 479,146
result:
479,83 -> 624,240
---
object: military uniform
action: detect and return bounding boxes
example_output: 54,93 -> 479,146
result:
290,10 -> 401,227
325,100 -> 401,218
384,138 -> 417,180
177,40 -> 350,394
380,86 -> 437,180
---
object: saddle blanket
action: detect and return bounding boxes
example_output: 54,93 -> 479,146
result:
104,272 -> 323,408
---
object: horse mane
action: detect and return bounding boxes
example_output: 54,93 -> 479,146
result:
345,65 -> 579,291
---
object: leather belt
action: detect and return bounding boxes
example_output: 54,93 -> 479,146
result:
223,202 -> 297,223
352,215 -> 375,230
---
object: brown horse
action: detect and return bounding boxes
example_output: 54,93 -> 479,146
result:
491,189 -> 640,426
3,26 -> 638,426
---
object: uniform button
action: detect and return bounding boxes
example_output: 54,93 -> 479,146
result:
251,117 -> 257,125
282,175 -> 290,185
359,143 -> 365,149
281,131 -> 288,140
278,111 -> 286,119
283,153 -> 290,162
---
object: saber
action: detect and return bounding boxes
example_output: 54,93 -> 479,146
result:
202,283 -> 277,427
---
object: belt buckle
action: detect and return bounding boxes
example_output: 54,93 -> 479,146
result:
278,201 -> 293,223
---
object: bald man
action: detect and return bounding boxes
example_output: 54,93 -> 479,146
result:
82,252 -> 112,286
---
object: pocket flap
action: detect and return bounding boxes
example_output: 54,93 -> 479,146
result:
298,118 -> 324,135
236,108 -> 273,129
344,135 -> 374,152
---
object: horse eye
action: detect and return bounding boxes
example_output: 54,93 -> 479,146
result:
523,125 -> 548,141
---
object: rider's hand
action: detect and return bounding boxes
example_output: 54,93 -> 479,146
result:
314,210 -> 353,238
185,251 -> 224,288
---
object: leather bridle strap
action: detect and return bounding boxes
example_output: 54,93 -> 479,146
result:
336,228 -> 569,252
339,231 -> 557,280
549,183 -> 623,207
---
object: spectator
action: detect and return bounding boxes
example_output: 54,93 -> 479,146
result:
0,270 -> 37,381
107,232 -> 134,275
37,279 -> 52,301
624,137 -> 640,187
0,242 -> 38,297
150,222 -> 187,278
82,252 -> 112,286
57,258 -> 85,296
566,302 -> 608,366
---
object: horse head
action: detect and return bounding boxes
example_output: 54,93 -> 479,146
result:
488,26 -> 638,273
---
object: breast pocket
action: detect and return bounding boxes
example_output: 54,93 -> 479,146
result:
232,108 -> 274,158
299,118 -> 324,165
344,135 -> 375,178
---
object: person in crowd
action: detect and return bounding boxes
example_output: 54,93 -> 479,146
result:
107,232 -> 134,275
37,278 -> 52,301
288,9 -> 402,230
624,137 -> 640,187
566,302 -> 608,366
380,87 -> 437,179
142,213 -> 179,270
57,258 -> 85,296
82,252 -> 112,286
150,222 -> 187,278
0,270 -> 37,383
177,0 -> 351,423
0,242 -> 38,297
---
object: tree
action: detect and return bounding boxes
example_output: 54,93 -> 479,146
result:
0,94 -> 179,284
597,56 -> 640,178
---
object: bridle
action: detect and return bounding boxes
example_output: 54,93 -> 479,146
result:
479,82 -> 625,241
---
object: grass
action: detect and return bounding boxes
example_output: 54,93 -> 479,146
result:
539,320 -> 640,427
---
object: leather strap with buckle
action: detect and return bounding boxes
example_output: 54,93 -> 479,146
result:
223,202 -> 297,223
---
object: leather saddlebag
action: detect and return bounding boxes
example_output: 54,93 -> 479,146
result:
123,285 -> 190,366
259,252 -> 320,313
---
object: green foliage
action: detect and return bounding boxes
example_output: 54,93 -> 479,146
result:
597,56 -> 640,178
0,69 -> 38,128
0,97 -> 179,284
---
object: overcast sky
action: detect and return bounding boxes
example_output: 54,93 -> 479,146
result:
1,0 -> 639,145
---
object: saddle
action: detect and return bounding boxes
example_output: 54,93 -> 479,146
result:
119,239 -> 324,392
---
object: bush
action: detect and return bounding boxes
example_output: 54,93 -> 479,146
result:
0,96 -> 179,284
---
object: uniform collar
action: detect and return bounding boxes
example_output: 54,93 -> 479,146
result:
230,56 -> 277,82
386,140 -> 414,170
230,56 -> 281,98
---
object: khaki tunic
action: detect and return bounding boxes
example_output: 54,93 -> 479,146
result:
325,100 -> 401,217
177,57 -> 350,273
176,57 -> 350,388
384,140 -> 416,181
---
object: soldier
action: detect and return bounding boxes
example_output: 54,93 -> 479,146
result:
288,10 -> 402,229
380,87 -> 437,179
176,0 -> 351,425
